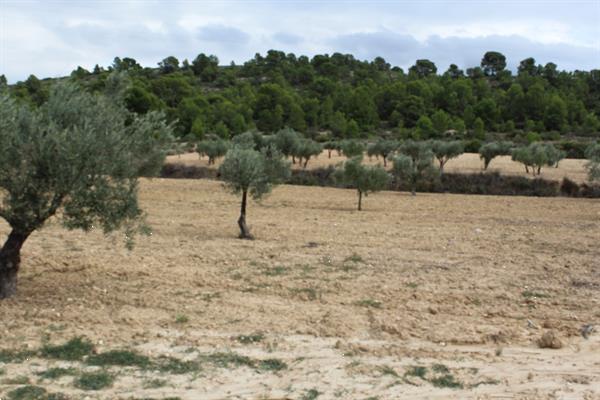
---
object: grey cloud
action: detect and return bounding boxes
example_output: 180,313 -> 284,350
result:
272,32 -> 302,45
328,30 -> 599,72
330,31 -> 420,64
197,25 -> 250,45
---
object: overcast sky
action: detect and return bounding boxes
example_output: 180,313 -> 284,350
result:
1,0 -> 599,82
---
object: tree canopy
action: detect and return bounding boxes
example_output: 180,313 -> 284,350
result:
0,76 -> 174,298
9,51 -> 599,142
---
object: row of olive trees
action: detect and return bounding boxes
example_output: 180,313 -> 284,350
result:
479,141 -> 567,175
197,128 -> 323,169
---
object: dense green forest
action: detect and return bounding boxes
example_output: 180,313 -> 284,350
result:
2,50 -> 599,150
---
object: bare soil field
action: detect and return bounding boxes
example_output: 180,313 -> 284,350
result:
1,179 -> 599,399
169,151 -> 590,184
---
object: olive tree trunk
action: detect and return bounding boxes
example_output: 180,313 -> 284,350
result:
0,230 -> 30,299
237,190 -> 253,240
357,190 -> 363,211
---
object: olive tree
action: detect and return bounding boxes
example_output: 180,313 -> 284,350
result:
391,140 -> 436,195
323,141 -> 341,158
479,141 -> 513,170
340,140 -> 365,158
293,138 -> 323,168
197,139 -> 230,165
511,143 -> 562,175
367,139 -> 399,167
431,140 -> 464,174
335,158 -> 390,211
219,144 -> 291,239
585,143 -> 600,182
0,79 -> 173,299
274,127 -> 301,163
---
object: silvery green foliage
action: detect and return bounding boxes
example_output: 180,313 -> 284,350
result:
335,157 -> 390,194
478,141 -> 513,169
391,140 -> 436,194
511,143 -> 564,175
219,143 -> 291,200
197,139 -> 230,164
367,139 -> 399,161
430,140 -> 464,171
274,128 -> 301,158
340,140 -> 365,158
293,138 -> 323,167
585,143 -> 600,182
0,78 -> 174,246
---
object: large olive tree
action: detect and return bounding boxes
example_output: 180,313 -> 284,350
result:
219,143 -> 291,239
0,78 -> 173,299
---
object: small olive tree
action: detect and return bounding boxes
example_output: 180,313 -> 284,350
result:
479,141 -> 513,170
431,140 -> 464,174
367,139 -> 399,167
0,79 -> 173,299
585,143 -> 600,182
293,138 -> 323,168
323,141 -> 341,158
511,143 -> 563,175
335,158 -> 390,210
219,144 -> 291,239
391,140 -> 436,195
340,140 -> 365,158
197,139 -> 230,165
274,127 -> 301,163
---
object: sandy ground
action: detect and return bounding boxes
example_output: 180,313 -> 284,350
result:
169,151 -> 590,184
1,179 -> 599,399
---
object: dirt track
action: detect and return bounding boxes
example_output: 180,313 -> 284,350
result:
1,179 -> 599,399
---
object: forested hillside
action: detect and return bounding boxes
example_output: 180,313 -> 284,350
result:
2,50 -> 599,146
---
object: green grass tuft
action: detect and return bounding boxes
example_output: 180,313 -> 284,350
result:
431,363 -> 450,373
258,358 -> 287,371
37,367 -> 77,380
344,253 -> 364,263
6,385 -> 46,400
155,356 -> 201,374
235,333 -> 264,344
0,349 -> 36,363
87,349 -> 151,368
430,373 -> 463,389
203,352 -> 255,368
354,299 -> 382,308
74,370 -> 114,390
379,365 -> 398,376
40,337 -> 94,361
404,365 -> 427,379
143,378 -> 168,388
3,375 -> 30,384
175,314 -> 189,324
302,388 -> 320,400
